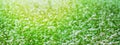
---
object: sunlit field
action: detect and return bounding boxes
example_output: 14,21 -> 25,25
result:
0,0 -> 120,45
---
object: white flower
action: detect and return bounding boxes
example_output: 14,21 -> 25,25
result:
62,43 -> 67,45
73,30 -> 81,36
109,42 -> 113,45
109,33 -> 117,39
24,26 -> 29,29
42,19 -> 48,22
6,38 -> 13,43
25,18 -> 29,20
118,32 -> 120,35
47,26 -> 55,29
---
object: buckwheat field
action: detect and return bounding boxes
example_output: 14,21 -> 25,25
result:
0,0 -> 120,45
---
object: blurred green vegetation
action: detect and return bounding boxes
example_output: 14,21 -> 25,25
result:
0,0 -> 120,45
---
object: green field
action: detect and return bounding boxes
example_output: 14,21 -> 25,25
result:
0,0 -> 120,45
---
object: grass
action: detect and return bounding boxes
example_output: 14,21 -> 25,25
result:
0,0 -> 120,45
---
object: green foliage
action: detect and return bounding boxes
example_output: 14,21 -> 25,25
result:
0,0 -> 120,45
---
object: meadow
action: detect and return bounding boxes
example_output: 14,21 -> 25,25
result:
0,0 -> 120,45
